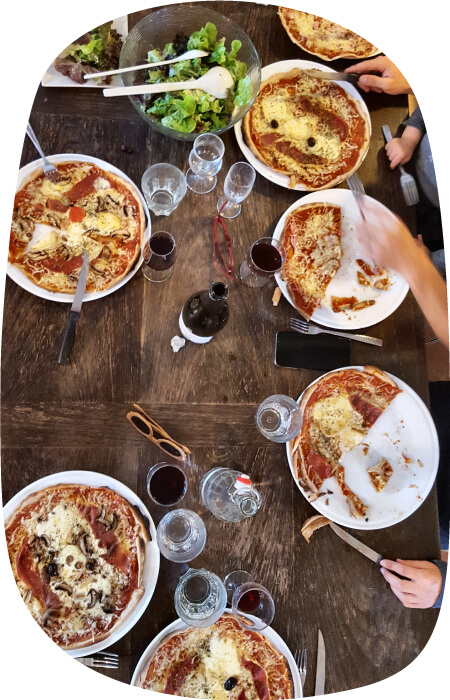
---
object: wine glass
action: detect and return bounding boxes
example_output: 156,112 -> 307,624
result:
142,231 -> 177,283
239,237 -> 286,288
217,162 -> 256,218
224,570 -> 275,631
256,395 -> 303,443
186,134 -> 225,194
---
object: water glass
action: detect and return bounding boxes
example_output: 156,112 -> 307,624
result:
141,163 -> 187,216
256,394 -> 303,443
147,462 -> 188,506
142,231 -> 176,282
240,237 -> 285,288
217,162 -> 256,218
186,134 -> 225,194
156,509 -> 207,563
174,568 -> 227,627
225,572 -> 275,631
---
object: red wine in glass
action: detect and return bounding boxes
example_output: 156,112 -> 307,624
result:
144,231 -> 177,271
238,589 -> 262,614
147,464 -> 187,505
250,242 -> 282,274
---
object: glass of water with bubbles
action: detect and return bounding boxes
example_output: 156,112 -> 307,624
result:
256,394 -> 302,443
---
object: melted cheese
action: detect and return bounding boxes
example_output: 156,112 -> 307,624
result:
312,395 -> 353,436
29,230 -> 59,252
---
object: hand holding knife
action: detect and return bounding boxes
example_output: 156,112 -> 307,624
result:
58,251 -> 89,365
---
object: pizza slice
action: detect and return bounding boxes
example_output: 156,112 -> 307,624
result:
367,457 -> 393,492
281,203 -> 343,320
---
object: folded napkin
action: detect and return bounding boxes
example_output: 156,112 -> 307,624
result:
275,331 -> 350,370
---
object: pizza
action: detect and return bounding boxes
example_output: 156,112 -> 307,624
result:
367,457 -> 393,492
242,69 -> 370,189
291,366 -> 401,518
280,202 -> 343,320
9,161 -> 145,294
138,614 -> 293,700
278,8 -> 379,61
5,483 -> 149,649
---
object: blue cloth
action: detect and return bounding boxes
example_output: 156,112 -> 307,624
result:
432,559 -> 447,608
403,107 -> 439,208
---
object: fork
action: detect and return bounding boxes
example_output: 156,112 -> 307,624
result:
26,123 -> 61,184
381,124 -> 419,206
290,318 -> 383,346
346,171 -> 367,221
294,648 -> 307,689
76,651 -> 119,669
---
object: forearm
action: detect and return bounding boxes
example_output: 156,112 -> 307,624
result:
401,125 -> 423,151
404,249 -> 449,347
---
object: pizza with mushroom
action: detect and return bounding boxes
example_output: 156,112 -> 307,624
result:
9,161 -> 145,294
291,366 -> 401,518
5,483 -> 149,649
138,614 -> 293,700
278,7 -> 379,61
242,68 -> 370,189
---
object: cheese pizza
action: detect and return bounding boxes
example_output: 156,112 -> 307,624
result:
291,366 -> 401,518
280,202 -> 343,320
138,614 -> 293,700
9,161 -> 145,294
5,483 -> 149,649
242,69 -> 370,189
278,8 -> 379,61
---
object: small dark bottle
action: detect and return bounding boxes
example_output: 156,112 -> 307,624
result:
179,282 -> 229,344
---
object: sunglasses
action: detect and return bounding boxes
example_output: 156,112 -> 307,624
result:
126,404 -> 191,462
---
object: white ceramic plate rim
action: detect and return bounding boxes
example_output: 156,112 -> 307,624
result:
41,17 -> 128,88
2,470 -> 160,657
234,59 -> 372,191
286,366 -> 439,530
130,612 -> 302,698
272,190 -> 410,329
8,153 -> 149,303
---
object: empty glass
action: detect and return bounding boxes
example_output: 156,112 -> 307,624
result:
256,394 -> 303,443
174,568 -> 227,627
141,163 -> 187,216
224,571 -> 275,631
186,134 -> 225,194
240,237 -> 285,288
156,509 -> 207,563
217,162 -> 256,218
142,231 -> 177,282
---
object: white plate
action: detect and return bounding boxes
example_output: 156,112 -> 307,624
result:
286,367 -> 439,530
41,17 -> 128,88
131,612 -> 302,698
234,59 -> 371,191
272,189 -> 409,329
8,153 -> 149,303
3,470 -> 160,658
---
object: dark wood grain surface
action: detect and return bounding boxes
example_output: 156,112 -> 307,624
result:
1,3 -> 440,697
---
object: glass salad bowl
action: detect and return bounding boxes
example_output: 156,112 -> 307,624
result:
119,5 -> 261,141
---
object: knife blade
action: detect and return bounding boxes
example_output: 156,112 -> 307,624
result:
315,629 -> 325,696
329,522 -> 382,563
302,69 -> 360,88
58,251 -> 89,365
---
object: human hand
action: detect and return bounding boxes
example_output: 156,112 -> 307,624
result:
385,137 -> 416,168
380,559 -> 443,608
346,56 -> 412,95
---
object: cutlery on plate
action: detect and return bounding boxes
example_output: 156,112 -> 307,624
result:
26,123 -> 61,184
315,629 -> 325,696
381,124 -> 419,206
58,251 -> 89,365
289,318 -> 383,347
103,66 -> 234,100
84,49 -> 209,80
76,651 -> 119,669
294,647 -> 307,689
302,68 -> 360,87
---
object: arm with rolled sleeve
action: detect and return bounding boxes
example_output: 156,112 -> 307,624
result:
432,560 -> 447,609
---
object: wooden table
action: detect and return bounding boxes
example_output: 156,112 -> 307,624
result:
1,3 -> 440,695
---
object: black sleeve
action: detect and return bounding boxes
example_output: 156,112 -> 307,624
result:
432,560 -> 447,609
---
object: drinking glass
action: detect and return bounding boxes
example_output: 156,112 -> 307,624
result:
256,394 -> 303,443
174,568 -> 227,627
156,509 -> 207,563
142,231 -> 176,282
141,163 -> 187,216
225,571 -> 275,631
239,237 -> 285,288
186,134 -> 225,194
217,162 -> 256,218
147,462 -> 188,506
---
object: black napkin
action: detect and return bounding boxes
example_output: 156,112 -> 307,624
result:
275,331 -> 350,370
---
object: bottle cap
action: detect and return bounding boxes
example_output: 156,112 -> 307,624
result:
235,475 -> 253,490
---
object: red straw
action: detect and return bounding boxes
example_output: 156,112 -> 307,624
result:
213,200 -> 234,279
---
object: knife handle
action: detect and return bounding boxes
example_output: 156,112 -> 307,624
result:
58,310 -> 80,365
346,73 -> 361,88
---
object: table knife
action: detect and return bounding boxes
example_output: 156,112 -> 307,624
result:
329,522 -> 382,563
58,251 -> 89,365
302,69 -> 360,87
315,629 -> 326,696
